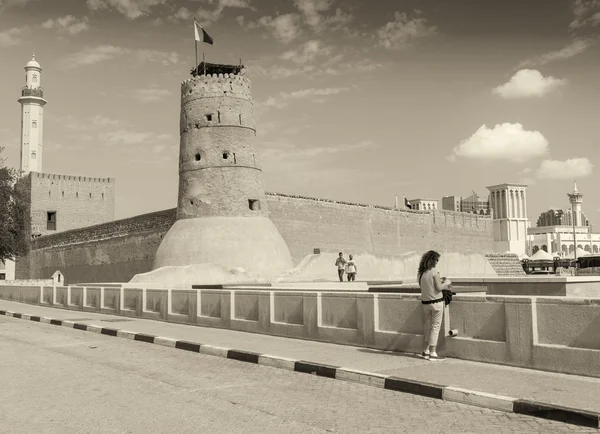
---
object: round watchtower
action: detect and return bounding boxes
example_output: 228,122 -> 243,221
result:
178,71 -> 266,219
153,65 -> 293,281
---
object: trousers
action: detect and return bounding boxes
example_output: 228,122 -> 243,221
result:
422,301 -> 444,346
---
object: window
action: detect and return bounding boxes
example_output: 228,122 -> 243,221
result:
89,193 -> 92,198
31,152 -> 36,159
32,74 -> 38,83
248,199 -> 260,211
32,120 -> 37,128
195,153 -> 201,161
222,151 -> 229,159
239,114 -> 242,125
206,114 -> 212,122
47,211 -> 57,231
0,273 -> 5,280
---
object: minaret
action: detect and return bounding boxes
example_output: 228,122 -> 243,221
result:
18,51 -> 47,174
152,63 -> 294,280
567,181 -> 583,226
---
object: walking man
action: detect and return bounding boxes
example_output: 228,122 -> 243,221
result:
346,254 -> 357,281
335,252 -> 346,282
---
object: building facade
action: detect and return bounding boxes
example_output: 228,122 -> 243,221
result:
442,192 -> 490,215
408,198 -> 438,211
528,183 -> 597,257
487,183 -> 529,255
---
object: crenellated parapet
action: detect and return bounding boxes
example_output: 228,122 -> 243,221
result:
180,73 -> 252,103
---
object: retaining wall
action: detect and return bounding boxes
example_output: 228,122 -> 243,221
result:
1,285 -> 598,378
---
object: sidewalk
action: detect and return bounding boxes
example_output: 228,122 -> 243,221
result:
1,299 -> 599,428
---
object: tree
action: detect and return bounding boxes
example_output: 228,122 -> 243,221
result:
0,147 -> 29,263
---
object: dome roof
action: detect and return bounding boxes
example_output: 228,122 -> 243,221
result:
26,53 -> 40,69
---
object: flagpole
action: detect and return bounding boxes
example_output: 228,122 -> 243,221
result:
193,18 -> 198,75
203,52 -> 206,76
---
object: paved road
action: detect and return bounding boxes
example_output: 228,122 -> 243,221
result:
0,316 -> 595,434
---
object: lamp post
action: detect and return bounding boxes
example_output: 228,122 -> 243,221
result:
572,201 -> 577,261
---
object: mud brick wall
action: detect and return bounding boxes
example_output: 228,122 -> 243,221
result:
17,194 -> 494,284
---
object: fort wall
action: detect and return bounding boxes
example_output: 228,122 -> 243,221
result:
24,172 -> 115,237
18,193 -> 493,284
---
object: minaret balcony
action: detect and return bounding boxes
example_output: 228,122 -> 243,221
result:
21,86 -> 44,98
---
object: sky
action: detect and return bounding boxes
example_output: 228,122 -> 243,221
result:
0,0 -> 599,223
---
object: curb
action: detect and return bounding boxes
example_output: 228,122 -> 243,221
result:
2,309 -> 599,429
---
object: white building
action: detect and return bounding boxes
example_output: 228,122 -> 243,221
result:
408,198 -> 438,211
487,183 -> 530,255
19,51 -> 47,174
527,183 -> 599,257
0,260 -> 15,280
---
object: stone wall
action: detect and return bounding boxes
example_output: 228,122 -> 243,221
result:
18,193 -> 494,284
24,172 -> 115,237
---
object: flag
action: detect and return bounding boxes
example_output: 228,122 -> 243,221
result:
194,21 -> 214,45
404,197 -> 412,209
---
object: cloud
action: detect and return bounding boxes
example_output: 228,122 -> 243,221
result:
280,40 -> 332,63
293,0 -> 353,32
193,0 -> 254,25
451,123 -> 549,163
0,26 -> 28,46
261,86 -> 351,109
102,130 -> 170,146
133,88 -> 172,103
86,0 -> 168,19
570,0 -> 600,29
536,158 -> 594,179
253,14 -> 302,43
42,15 -> 90,35
377,11 -> 437,49
518,38 -> 595,67
0,0 -> 33,11
492,69 -> 567,99
61,45 -> 178,68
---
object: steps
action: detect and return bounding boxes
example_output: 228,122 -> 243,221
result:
485,253 -> 526,276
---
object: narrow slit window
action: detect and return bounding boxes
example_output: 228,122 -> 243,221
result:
47,211 -> 57,231
206,114 -> 212,122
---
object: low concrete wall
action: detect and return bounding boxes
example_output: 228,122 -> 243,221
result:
0,285 -> 598,378
0,279 -> 53,286
452,277 -> 600,297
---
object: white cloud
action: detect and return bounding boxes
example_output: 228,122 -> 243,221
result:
61,45 -> 178,68
191,0 -> 254,25
280,40 -> 332,63
86,0 -> 168,19
536,158 -> 594,179
0,0 -> 32,11
377,11 -> 437,49
255,14 -> 302,43
492,69 -> 567,99
518,38 -> 595,67
42,15 -> 90,35
133,88 -> 172,103
0,26 -> 28,46
570,0 -> 600,29
261,86 -> 350,109
293,0 -> 353,32
451,123 -> 549,163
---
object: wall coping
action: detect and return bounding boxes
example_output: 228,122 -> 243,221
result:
451,276 -> 600,283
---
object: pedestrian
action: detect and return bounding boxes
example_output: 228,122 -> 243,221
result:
335,252 -> 346,282
346,254 -> 357,281
417,250 -> 451,361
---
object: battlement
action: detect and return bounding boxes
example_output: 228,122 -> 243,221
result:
31,172 -> 114,183
181,72 -> 252,102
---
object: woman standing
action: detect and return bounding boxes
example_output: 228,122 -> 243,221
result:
417,250 -> 450,361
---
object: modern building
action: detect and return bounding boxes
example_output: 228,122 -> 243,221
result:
528,183 -> 598,257
487,183 -> 529,255
442,192 -> 490,215
0,260 -> 15,280
407,198 -> 438,211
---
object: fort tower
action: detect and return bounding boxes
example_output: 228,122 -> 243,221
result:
152,63 -> 293,279
18,51 -> 47,174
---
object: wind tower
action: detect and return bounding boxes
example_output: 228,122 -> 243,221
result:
18,51 -> 47,174
487,183 -> 529,255
152,62 -> 293,280
567,181 -> 584,226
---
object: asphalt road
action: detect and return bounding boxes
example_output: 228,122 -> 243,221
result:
0,316 -> 595,434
